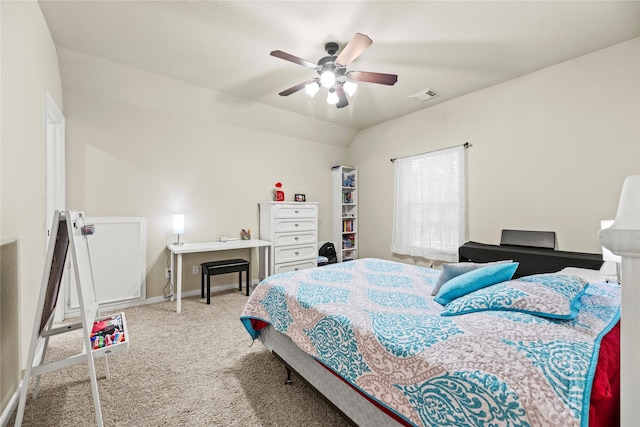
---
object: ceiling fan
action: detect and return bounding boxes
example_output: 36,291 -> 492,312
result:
271,33 -> 398,109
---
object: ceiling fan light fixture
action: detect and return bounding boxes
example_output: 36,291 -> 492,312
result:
327,88 -> 339,105
305,81 -> 320,97
343,80 -> 357,97
320,71 -> 336,88
272,33 -> 398,109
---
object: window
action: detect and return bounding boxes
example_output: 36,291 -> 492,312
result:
391,145 -> 465,262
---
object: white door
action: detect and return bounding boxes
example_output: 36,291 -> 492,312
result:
43,91 -> 67,322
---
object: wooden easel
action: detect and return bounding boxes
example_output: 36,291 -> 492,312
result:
14,210 -> 128,426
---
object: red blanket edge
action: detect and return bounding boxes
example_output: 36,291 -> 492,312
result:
590,321 -> 620,427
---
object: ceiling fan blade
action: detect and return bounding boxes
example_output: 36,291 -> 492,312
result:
278,78 -> 319,96
335,33 -> 372,67
270,50 -> 317,69
335,84 -> 349,109
348,71 -> 398,86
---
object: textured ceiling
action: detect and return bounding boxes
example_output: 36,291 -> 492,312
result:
39,1 -> 640,132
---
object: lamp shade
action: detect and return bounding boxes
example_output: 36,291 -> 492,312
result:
320,70 -> 335,88
600,220 -> 621,263
599,175 -> 640,256
305,81 -> 320,97
343,80 -> 357,97
172,214 -> 184,235
327,89 -> 339,105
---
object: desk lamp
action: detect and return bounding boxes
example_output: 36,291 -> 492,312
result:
599,175 -> 640,427
173,214 -> 184,246
600,220 -> 621,282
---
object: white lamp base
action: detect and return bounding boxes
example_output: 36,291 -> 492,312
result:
620,255 -> 639,427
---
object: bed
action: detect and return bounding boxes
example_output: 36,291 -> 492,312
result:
240,255 -> 620,427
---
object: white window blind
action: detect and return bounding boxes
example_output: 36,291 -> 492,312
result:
391,145 -> 465,262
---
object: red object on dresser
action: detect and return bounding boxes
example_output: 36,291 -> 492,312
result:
274,181 -> 284,201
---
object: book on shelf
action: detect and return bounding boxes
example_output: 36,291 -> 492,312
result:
342,220 -> 355,232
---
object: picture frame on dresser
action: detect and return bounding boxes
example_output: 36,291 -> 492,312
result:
294,194 -> 306,202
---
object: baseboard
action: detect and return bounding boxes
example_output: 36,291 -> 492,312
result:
147,280 -> 257,305
64,279 -> 261,319
0,380 -> 22,427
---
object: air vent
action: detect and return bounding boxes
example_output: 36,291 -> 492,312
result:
409,89 -> 439,102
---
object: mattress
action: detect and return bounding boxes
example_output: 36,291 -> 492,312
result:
242,258 -> 620,426
259,324 -> 403,426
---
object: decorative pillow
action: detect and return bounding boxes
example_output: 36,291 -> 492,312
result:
434,262 -> 519,305
431,260 -> 513,296
559,267 -> 602,284
440,273 -> 589,320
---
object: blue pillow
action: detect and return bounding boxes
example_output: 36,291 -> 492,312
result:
431,260 -> 513,296
440,273 -> 589,320
434,262 -> 518,305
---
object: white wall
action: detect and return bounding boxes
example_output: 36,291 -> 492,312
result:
349,38 -> 640,263
0,0 -> 63,410
59,49 -> 349,298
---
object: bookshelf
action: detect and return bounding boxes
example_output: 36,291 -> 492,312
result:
332,166 -> 358,262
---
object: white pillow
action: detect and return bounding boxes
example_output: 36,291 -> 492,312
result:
558,266 -> 603,284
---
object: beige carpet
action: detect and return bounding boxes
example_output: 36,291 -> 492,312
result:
10,291 -> 350,426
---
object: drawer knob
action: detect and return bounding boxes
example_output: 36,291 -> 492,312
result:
294,237 -> 299,240
294,268 -> 299,271
294,223 -> 299,227
295,251 -> 299,256
294,210 -> 299,214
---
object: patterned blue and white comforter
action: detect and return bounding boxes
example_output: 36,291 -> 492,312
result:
240,258 -> 620,427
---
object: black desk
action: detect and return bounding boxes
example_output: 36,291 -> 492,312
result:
458,241 -> 603,278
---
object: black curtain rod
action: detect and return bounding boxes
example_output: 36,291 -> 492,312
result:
390,142 -> 470,163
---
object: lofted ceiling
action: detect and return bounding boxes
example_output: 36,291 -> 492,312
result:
38,1 -> 640,132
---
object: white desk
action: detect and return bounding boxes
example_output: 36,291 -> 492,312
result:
167,239 -> 271,313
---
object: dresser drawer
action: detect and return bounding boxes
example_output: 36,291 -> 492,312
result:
274,259 -> 317,274
274,244 -> 317,264
274,218 -> 317,233
273,231 -> 317,246
274,204 -> 318,219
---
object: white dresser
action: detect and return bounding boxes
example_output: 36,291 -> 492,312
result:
259,201 -> 318,275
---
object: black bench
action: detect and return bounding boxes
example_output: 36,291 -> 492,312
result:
201,259 -> 250,304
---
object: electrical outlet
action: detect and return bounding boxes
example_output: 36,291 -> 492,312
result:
192,265 -> 198,275
165,268 -> 172,279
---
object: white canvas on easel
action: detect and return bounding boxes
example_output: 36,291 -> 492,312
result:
14,210 -> 129,427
